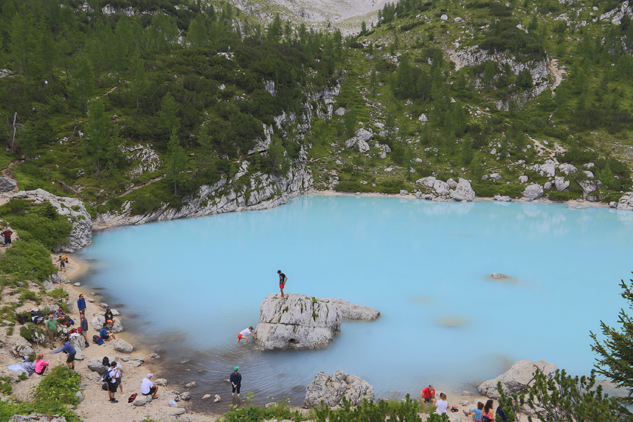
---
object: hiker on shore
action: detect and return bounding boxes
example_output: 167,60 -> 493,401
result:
100,325 -> 116,341
236,326 -> 257,344
105,308 -> 115,324
278,270 -> 288,299
34,354 -> 49,375
482,400 -> 495,422
421,385 -> 436,406
464,401 -> 484,421
141,373 -> 159,399
62,253 -> 69,264
230,366 -> 242,397
435,392 -> 449,414
45,314 -> 58,346
58,255 -> 65,271
79,312 -> 90,344
77,294 -> 86,314
48,339 -> 77,370
104,361 -> 121,403
1,226 -> 12,246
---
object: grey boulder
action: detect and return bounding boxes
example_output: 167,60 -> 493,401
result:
559,163 -> 577,175
12,340 -> 34,358
523,184 -> 543,200
10,415 -> 67,422
578,180 -> 601,195
155,378 -> 168,386
0,177 -> 17,192
134,395 -> 152,406
163,408 -> 185,416
449,178 -> 476,202
322,298 -> 381,321
180,392 -> 191,401
87,358 -> 108,375
304,370 -> 375,408
554,176 -> 570,192
256,293 -> 342,350
113,339 -> 133,353
478,359 -> 557,398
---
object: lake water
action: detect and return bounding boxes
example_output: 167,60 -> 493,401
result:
77,195 -> 632,406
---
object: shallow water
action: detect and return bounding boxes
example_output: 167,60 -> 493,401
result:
77,196 -> 633,406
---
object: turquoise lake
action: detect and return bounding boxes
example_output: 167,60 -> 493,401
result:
77,195 -> 632,404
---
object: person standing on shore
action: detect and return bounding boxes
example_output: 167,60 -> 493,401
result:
278,270 -> 288,299
104,361 -> 121,403
230,366 -> 242,397
45,314 -> 58,346
421,385 -> 436,406
79,312 -> 90,347
77,294 -> 86,314
58,255 -> 65,271
1,226 -> 12,247
236,327 -> 257,344
48,339 -> 77,370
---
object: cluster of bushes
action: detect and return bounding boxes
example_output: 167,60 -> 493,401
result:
472,183 -> 524,198
335,180 -> 409,194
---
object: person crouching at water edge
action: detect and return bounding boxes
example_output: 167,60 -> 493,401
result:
236,326 -> 257,344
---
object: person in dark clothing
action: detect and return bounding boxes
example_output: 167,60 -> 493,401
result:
1,227 -> 12,246
496,403 -> 511,422
230,366 -> 242,397
79,312 -> 90,347
77,295 -> 86,314
48,339 -> 77,370
277,270 -> 288,299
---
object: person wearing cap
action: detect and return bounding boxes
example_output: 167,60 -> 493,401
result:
236,326 -> 257,344
230,366 -> 242,397
277,270 -> 288,299
141,373 -> 159,398
421,385 -> 436,406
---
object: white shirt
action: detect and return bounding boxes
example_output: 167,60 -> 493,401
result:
107,367 -> 120,383
435,399 -> 449,414
141,378 -> 154,394
239,328 -> 251,337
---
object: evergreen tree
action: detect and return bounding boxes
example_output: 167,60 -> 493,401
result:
590,277 -> 633,407
360,21 -> 367,35
394,54 -> 414,99
86,100 -> 109,176
187,14 -> 208,47
483,61 -> 497,86
10,7 -> 36,81
74,55 -> 94,114
131,51 -> 146,112
167,133 -> 187,195
158,92 -> 181,138
36,21 -> 56,82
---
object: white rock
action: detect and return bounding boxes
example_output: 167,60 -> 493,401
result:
584,170 -> 594,178
334,107 -> 345,117
418,113 -> 428,122
519,175 -> 528,183
523,184 -> 543,200
134,395 -> 152,406
489,173 -> 502,182
449,178 -> 476,202
493,195 -> 511,202
433,179 -> 450,196
578,180 -> 601,194
447,178 -> 458,189
554,176 -> 570,191
304,370 -> 375,408
113,339 -> 133,353
478,360 -> 557,398
558,163 -> 577,175
441,14 -> 448,21
540,160 -> 556,177
543,182 -> 553,190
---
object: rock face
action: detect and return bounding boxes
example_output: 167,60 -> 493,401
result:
478,360 -> 557,398
617,192 -> 633,211
523,184 -> 543,200
11,189 -> 92,252
322,298 -> 380,321
304,370 -> 375,408
0,177 -> 17,192
257,293 -> 342,350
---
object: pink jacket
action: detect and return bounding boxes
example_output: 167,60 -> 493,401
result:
35,359 -> 49,373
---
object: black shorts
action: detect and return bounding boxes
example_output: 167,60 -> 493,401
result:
143,386 -> 157,396
232,385 -> 241,394
108,380 -> 119,392
66,353 -> 76,363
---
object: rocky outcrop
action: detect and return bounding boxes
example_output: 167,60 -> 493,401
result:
523,184 -> 543,200
344,128 -> 373,153
617,192 -> 633,211
304,370 -> 374,408
10,414 -> 67,422
578,180 -> 601,195
94,151 -> 313,229
9,189 -> 92,252
558,163 -> 577,175
113,339 -> 133,353
416,177 -> 476,202
257,293 -> 342,350
0,177 -> 17,192
12,340 -> 34,358
256,293 -> 380,350
322,298 -> 380,321
478,360 -> 557,398
554,176 -> 569,192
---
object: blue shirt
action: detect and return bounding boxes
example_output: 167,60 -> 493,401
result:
100,327 -> 109,339
469,408 -> 482,421
52,342 -> 76,355
77,298 -> 86,311
230,372 -> 242,386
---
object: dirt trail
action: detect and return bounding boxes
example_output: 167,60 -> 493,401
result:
99,175 -> 166,206
2,159 -> 23,192
548,59 -> 566,91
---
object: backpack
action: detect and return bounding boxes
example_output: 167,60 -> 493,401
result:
65,318 -> 74,327
93,335 -> 104,345
102,356 -> 110,367
128,393 -> 137,403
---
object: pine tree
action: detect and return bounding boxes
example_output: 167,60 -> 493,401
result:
74,55 -> 94,114
187,14 -> 208,47
86,100 -> 109,177
158,92 -> 181,138
10,7 -> 36,81
167,133 -> 187,195
483,61 -> 496,87
394,54 -> 414,99
591,277 -> 633,407
131,51 -> 146,113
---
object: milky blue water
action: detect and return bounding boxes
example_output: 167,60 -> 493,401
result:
77,196 -> 633,404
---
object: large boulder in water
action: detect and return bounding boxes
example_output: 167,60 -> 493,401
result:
478,360 -> 557,398
257,293 -> 342,350
322,298 -> 380,321
304,370 -> 375,408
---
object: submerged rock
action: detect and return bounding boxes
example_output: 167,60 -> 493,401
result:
490,273 -> 511,280
304,370 -> 375,408
478,359 -> 557,398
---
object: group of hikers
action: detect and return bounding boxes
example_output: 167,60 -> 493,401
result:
421,385 -> 512,421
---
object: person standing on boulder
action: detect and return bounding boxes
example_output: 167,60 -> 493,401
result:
230,366 -> 242,397
278,270 -> 288,299
1,226 -> 12,247
236,327 -> 257,344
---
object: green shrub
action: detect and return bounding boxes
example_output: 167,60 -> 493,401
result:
33,366 -> 81,422
18,290 -> 39,304
20,323 -> 44,342
0,376 -> 13,395
0,241 -> 57,283
378,180 -> 407,194
334,181 -> 373,193
0,200 -> 72,250
48,287 -> 68,299
472,183 -> 524,198
548,191 -> 580,201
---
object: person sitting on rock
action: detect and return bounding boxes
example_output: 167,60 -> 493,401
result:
421,385 -> 436,406
100,326 -> 116,341
141,373 -> 159,399
105,309 -> 115,322
464,401 -> 484,421
435,392 -> 449,414
34,354 -> 49,375
236,327 -> 257,344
